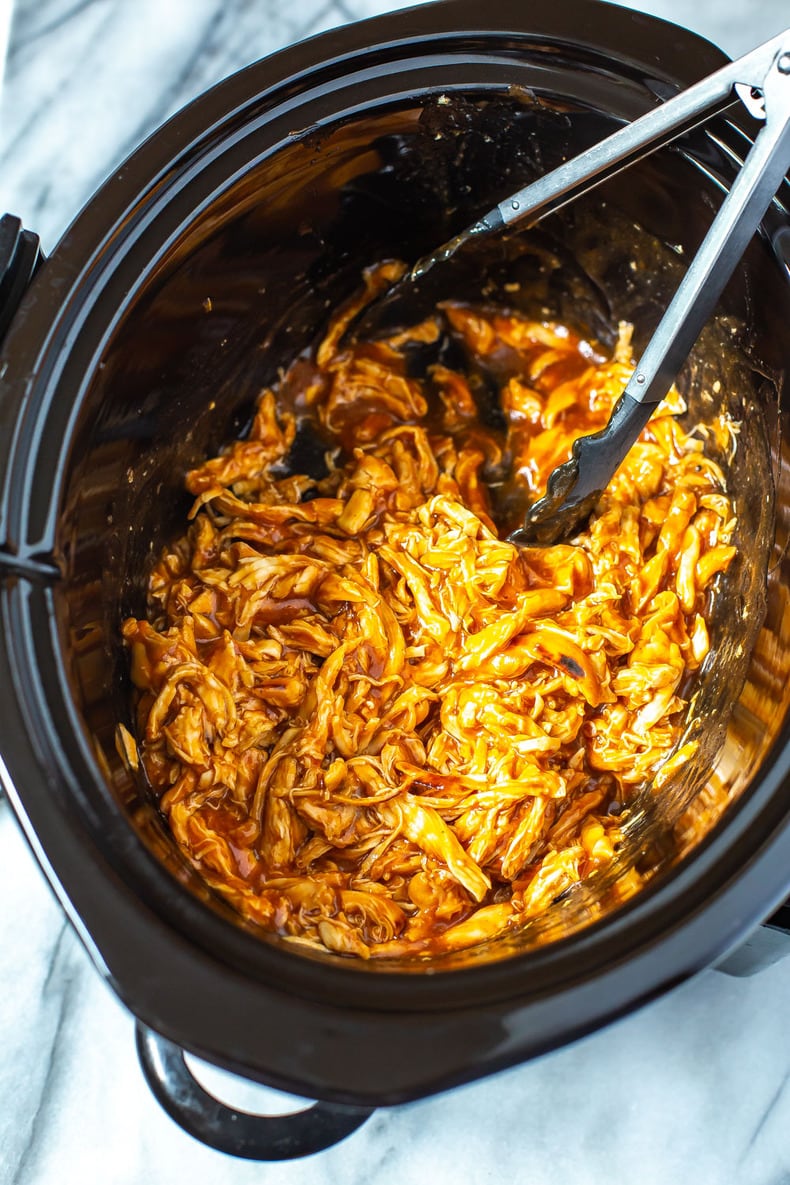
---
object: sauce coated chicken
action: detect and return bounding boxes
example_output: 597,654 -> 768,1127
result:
122,265 -> 737,959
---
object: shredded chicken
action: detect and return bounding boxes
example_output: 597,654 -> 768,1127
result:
122,264 -> 737,960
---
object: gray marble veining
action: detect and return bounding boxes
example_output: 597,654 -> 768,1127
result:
2,1 -> 790,1183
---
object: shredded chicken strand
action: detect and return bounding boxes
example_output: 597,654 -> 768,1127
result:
122,272 -> 737,960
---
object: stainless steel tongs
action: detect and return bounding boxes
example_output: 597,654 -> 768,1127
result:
412,28 -> 790,545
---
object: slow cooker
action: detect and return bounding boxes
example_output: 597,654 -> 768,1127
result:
2,0 -> 790,1160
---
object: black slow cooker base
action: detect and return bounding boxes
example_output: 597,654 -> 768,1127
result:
2,0 -> 790,1161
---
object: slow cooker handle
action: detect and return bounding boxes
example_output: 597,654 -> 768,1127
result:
0,214 -> 44,344
135,1023 -> 374,1159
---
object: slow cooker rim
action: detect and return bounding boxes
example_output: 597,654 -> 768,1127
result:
0,0 -> 783,999
2,0 -> 789,1102
0,0 -> 748,990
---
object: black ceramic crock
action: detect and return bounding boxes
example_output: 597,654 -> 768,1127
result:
2,0 -> 790,1161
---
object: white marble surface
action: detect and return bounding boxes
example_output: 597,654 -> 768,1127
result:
2,0 -> 790,1181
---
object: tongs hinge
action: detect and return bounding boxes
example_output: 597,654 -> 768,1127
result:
623,36 -> 790,409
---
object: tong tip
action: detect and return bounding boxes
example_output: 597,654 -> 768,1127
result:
410,208 -> 506,284
507,458 -> 597,547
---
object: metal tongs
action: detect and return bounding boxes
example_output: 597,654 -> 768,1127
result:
412,29 -> 790,545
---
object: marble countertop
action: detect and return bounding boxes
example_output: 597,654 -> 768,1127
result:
2,1 -> 790,1182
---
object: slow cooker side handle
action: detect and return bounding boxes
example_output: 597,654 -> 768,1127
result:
135,1023 -> 374,1160
0,214 -> 44,344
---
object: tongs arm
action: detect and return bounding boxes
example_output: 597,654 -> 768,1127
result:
413,29 -> 790,275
